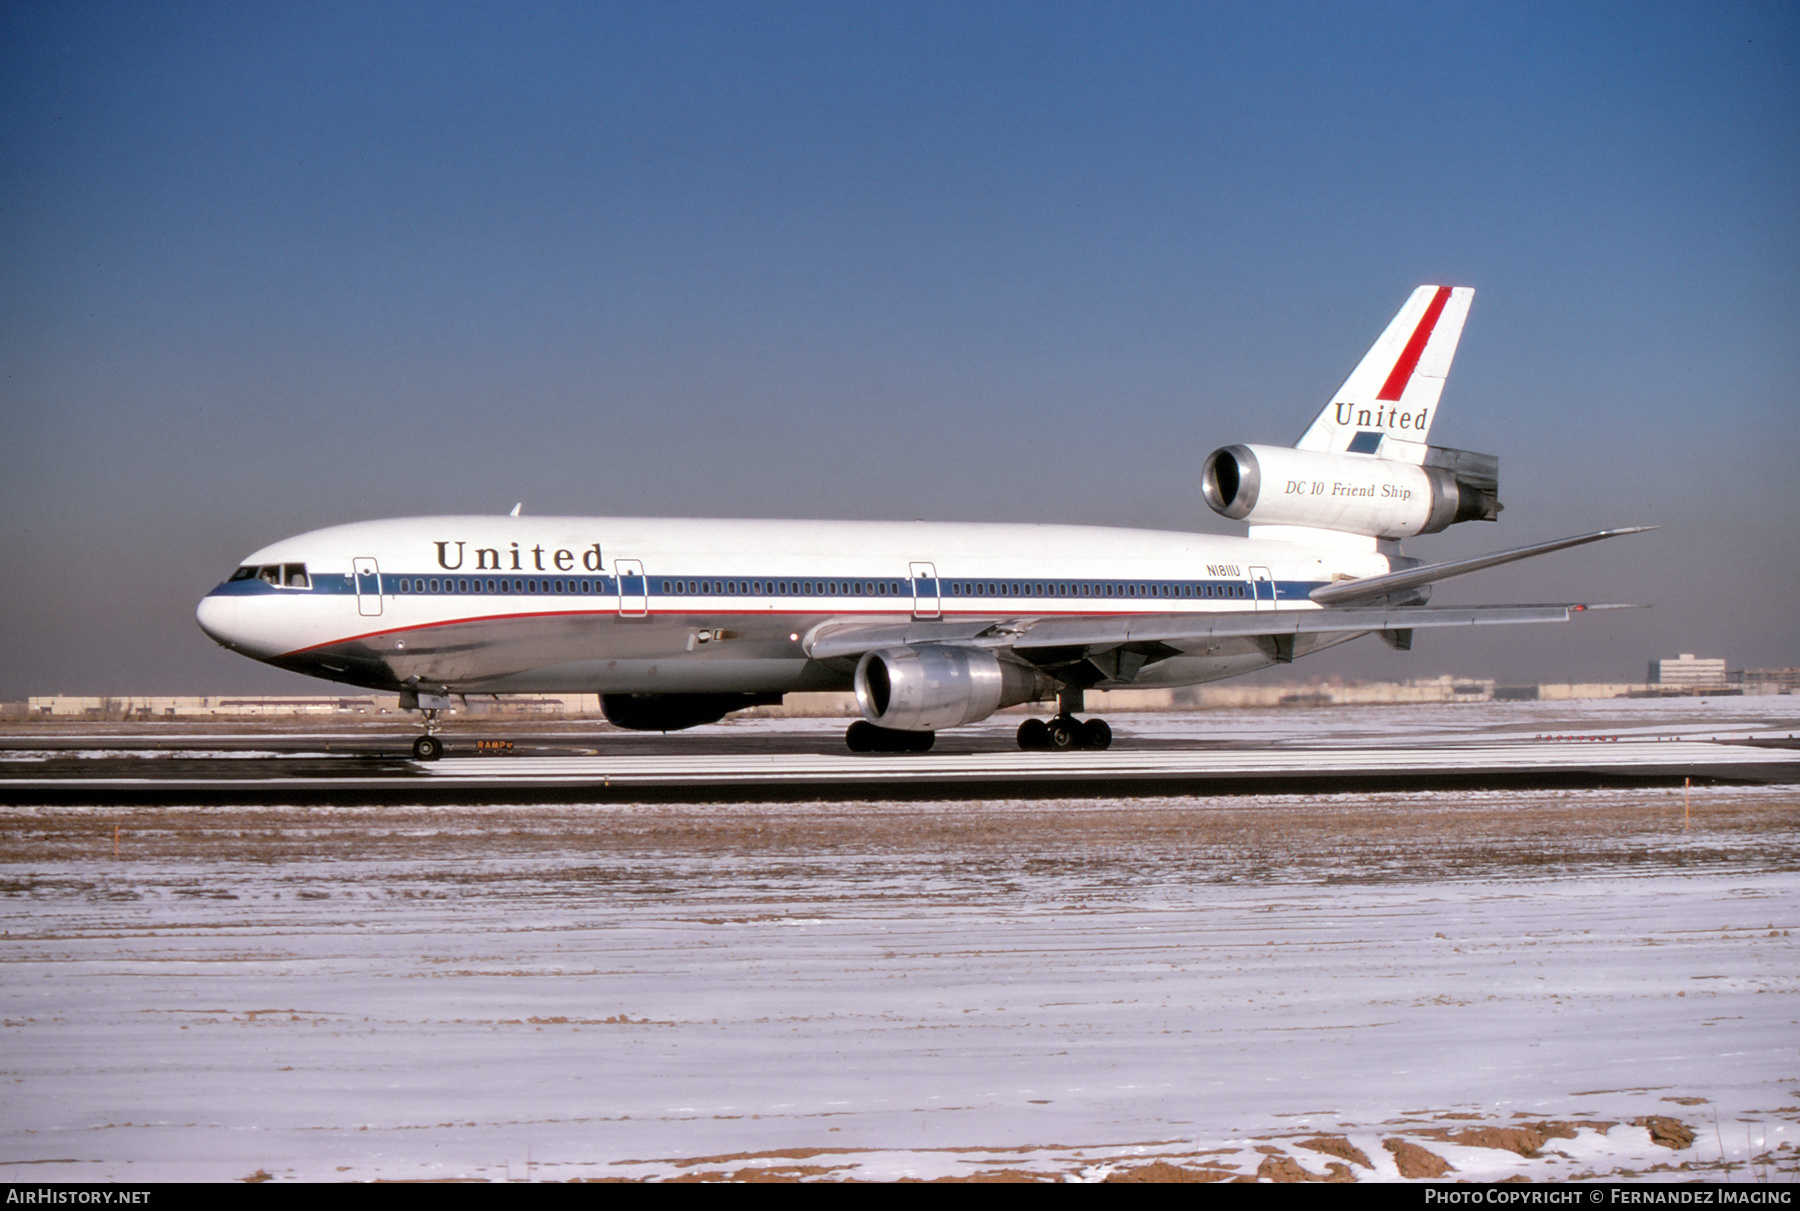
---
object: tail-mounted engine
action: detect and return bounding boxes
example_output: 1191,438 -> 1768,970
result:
854,645 -> 1047,732
1202,442 -> 1500,539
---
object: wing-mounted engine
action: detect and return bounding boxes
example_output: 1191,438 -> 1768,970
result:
1202,441 -> 1499,539
601,692 -> 784,732
854,645 -> 1048,732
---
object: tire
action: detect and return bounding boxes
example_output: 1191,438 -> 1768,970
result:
412,734 -> 444,761
846,720 -> 877,753
1081,718 -> 1112,751
1017,718 -> 1048,751
1046,719 -> 1077,751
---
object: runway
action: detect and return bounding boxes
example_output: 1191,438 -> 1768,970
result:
3,777 -> 1796,1182
5,697 -> 1797,1182
4,698 -> 1798,803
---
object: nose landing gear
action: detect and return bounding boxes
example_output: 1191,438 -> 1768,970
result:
411,716 -> 444,762
401,689 -> 452,761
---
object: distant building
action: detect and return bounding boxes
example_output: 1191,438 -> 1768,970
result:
1648,653 -> 1728,689
1739,668 -> 1800,694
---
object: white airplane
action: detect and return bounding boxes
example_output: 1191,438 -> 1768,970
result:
197,286 -> 1646,759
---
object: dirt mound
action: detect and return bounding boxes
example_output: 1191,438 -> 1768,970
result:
1384,1138 -> 1453,1178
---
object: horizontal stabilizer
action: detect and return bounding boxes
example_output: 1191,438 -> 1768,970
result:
1309,527 -> 1654,606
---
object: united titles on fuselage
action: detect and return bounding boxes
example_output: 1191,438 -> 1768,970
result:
434,540 -> 604,573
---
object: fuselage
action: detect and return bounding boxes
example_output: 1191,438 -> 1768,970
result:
195,515 -> 1395,698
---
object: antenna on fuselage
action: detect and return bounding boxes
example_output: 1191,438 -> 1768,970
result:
509,503 -> 522,517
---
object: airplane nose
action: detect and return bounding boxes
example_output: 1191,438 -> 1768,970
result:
195,593 -> 242,649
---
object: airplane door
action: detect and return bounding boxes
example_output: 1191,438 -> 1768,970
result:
1250,566 -> 1274,612
909,562 -> 940,620
615,559 -> 646,617
353,557 -> 382,617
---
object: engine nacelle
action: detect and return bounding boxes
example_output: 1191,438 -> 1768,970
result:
854,645 -> 1045,732
1202,443 -> 1499,539
601,692 -> 783,732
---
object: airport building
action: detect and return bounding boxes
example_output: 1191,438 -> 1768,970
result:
1648,653 -> 1729,690
1737,668 -> 1800,694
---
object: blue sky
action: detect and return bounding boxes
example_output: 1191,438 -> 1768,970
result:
2,1 -> 1795,696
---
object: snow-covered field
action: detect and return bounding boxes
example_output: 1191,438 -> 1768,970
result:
2,703 -> 1797,1182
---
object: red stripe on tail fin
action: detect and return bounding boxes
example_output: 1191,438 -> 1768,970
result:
1375,284 -> 1453,402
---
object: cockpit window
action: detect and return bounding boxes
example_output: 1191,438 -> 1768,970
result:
229,563 -> 309,588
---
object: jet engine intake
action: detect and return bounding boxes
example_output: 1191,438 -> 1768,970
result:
854,645 -> 1046,732
1202,443 -> 1498,538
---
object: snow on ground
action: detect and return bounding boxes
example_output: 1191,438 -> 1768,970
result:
1,704 -> 1797,1183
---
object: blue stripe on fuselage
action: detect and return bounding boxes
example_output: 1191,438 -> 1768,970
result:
209,570 -> 1329,605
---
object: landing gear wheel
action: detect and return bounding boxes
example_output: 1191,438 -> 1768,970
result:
412,734 -> 444,761
1046,718 -> 1078,751
1016,718 -> 1049,751
1081,718 -> 1112,751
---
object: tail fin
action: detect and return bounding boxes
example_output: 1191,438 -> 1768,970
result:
1294,285 -> 1474,453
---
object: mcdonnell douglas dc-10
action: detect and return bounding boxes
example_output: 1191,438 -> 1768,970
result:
197,286 -> 1646,759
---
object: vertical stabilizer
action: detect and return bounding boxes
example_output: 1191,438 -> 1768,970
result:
1294,285 -> 1473,453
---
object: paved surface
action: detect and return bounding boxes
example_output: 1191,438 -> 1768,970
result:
4,706 -> 1798,803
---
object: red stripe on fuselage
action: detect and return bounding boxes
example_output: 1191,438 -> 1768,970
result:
275,604 -> 1296,659
1375,285 -> 1453,402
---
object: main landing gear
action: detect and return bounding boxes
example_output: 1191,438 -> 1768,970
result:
844,720 -> 936,753
1016,714 -> 1111,751
1015,685 -> 1112,751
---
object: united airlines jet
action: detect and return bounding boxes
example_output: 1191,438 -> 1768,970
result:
197,287 -> 1646,758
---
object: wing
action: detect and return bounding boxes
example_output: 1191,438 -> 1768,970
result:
804,525 -> 1650,679
805,601 -> 1627,663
